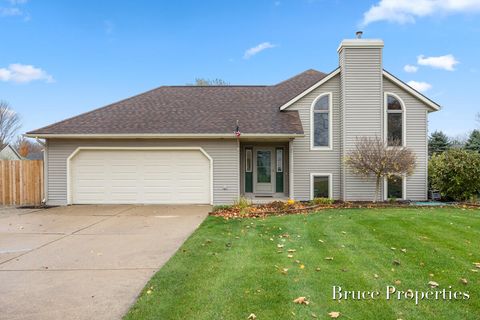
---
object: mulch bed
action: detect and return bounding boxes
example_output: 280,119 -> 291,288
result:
210,201 -> 479,219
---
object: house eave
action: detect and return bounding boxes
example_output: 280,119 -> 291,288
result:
24,133 -> 305,139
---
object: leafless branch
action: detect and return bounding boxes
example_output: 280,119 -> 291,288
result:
0,101 -> 22,148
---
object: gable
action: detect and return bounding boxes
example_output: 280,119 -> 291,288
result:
382,71 -> 440,112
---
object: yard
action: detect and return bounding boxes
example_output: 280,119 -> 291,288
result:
125,207 -> 480,320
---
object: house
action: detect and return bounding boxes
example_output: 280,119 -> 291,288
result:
26,36 -> 440,206
25,151 -> 44,160
0,144 -> 22,160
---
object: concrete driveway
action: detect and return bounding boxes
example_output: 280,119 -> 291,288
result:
0,205 -> 209,320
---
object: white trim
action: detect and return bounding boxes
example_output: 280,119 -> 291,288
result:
279,69 -> 340,111
66,146 -> 214,205
43,142 -> 48,203
383,71 -> 441,111
289,140 -> 294,199
425,109 -> 429,200
310,92 -> 333,151
337,39 -> 384,53
384,92 -> 407,147
310,173 -> 333,200
25,133 -> 304,139
383,175 -> 407,200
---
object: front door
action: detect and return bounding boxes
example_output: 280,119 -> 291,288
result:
254,148 -> 274,194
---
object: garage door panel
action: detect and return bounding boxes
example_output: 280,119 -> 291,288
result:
71,149 -> 210,204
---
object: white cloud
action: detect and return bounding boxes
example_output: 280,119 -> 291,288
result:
407,80 -> 432,92
243,42 -> 276,59
417,54 -> 459,71
0,7 -> 22,16
8,0 -> 28,4
362,0 -> 480,26
403,64 -> 418,73
104,20 -> 114,35
0,64 -> 54,84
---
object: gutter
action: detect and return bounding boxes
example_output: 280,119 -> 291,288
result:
24,133 -> 305,139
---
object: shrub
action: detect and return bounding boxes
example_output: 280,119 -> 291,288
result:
212,205 -> 232,212
311,197 -> 334,205
234,196 -> 252,215
429,149 -> 480,201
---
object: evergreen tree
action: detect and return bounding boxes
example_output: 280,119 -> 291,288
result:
465,130 -> 480,152
428,130 -> 451,156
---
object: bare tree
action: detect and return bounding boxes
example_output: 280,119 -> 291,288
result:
345,136 -> 416,202
0,101 -> 21,148
188,78 -> 229,86
14,136 -> 43,157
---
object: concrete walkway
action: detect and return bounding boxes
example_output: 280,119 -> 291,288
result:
0,205 -> 209,320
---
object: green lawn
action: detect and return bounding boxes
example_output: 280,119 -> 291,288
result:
125,207 -> 480,320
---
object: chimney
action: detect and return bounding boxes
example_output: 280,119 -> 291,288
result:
355,31 -> 363,39
338,34 -> 384,201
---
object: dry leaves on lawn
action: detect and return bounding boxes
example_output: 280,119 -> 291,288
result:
247,313 -> 257,320
328,311 -> 341,318
460,278 -> 468,285
428,281 -> 439,288
325,257 -> 334,260
293,296 -> 309,305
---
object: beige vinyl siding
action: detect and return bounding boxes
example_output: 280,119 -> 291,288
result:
383,78 -> 428,200
341,47 -> 383,201
288,74 -> 341,200
45,139 -> 239,205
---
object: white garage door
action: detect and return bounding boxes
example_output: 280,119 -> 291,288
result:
70,149 -> 211,204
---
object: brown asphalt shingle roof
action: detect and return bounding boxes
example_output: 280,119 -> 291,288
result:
27,69 -> 327,135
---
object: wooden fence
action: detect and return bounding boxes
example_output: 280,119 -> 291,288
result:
0,160 -> 44,206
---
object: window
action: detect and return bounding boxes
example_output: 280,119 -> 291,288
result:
311,93 -> 331,149
311,174 -> 331,199
386,175 -> 403,199
386,94 -> 404,146
276,148 -> 283,172
245,148 -> 252,172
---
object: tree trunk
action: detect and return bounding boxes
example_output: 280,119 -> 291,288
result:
373,175 -> 381,203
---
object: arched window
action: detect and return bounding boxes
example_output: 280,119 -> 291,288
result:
386,94 -> 404,146
311,93 -> 332,149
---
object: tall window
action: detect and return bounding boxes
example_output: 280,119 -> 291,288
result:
386,175 -> 403,199
312,93 -> 331,148
386,94 -> 403,146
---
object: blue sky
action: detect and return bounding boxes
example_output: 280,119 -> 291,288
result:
0,0 -> 479,137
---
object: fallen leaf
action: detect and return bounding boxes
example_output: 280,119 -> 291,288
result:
287,254 -> 293,258
401,248 -> 407,253
288,249 -> 296,253
393,260 -> 401,266
474,262 -> 480,269
300,264 -> 305,269
429,273 -> 434,277
325,257 -> 334,260
277,244 -> 284,248
460,278 -> 468,285
311,312 -> 318,318
328,311 -> 341,318
247,313 -> 257,320
293,296 -> 309,305
391,247 -> 396,250
316,267 -> 321,272
318,239 -> 324,243
428,281 -> 439,288
394,280 -> 401,285
341,231 -> 347,234
374,274 -> 379,279
146,290 -> 152,294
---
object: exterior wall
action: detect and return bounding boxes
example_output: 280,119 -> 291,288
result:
45,138 -> 240,205
340,45 -> 383,201
0,145 -> 22,160
383,78 -> 428,200
288,74 -> 342,200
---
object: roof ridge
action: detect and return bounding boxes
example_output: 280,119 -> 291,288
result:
273,69 -> 325,87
